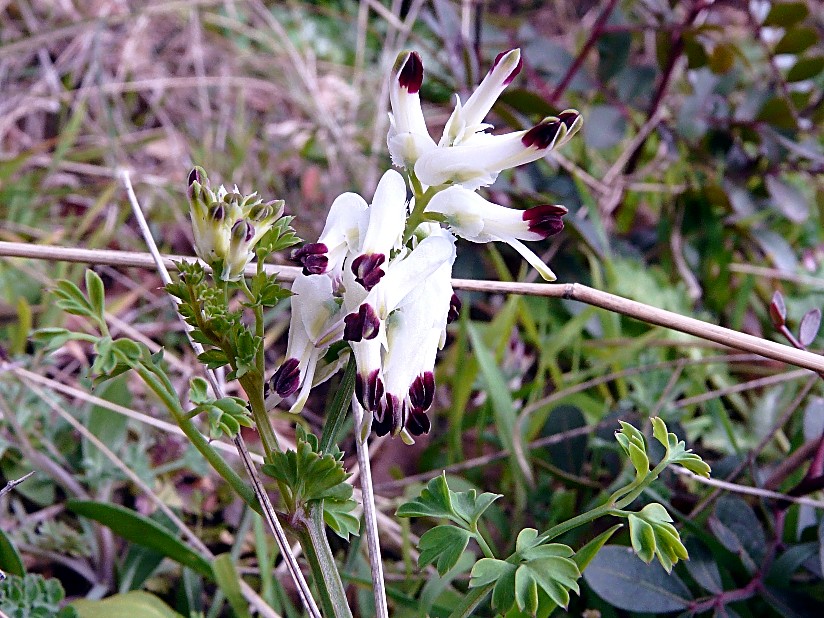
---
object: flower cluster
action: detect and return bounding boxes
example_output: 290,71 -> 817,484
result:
266,48 -> 582,441
187,167 -> 284,281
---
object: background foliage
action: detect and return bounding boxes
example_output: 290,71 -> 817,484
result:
1,0 -> 824,616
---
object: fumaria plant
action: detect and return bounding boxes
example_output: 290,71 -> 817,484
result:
33,48 -> 712,617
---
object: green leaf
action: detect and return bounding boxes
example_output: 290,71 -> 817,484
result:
774,27 -> 817,54
417,525 -> 472,576
83,376 -> 130,475
197,348 -> 230,369
67,500 -> 213,579
518,556 -> 580,610
628,441 -> 650,478
468,323 -> 532,485
628,503 -> 688,572
85,269 -> 106,320
72,591 -> 184,618
0,527 -> 25,576
396,473 -> 454,520
764,2 -> 808,27
787,55 -> 824,81
31,327 -> 96,350
188,377 -> 211,405
319,355 -> 356,452
323,496 -> 360,541
573,524 -> 623,572
213,554 -> 252,618
514,565 -> 539,614
584,545 -> 693,613
470,558 -> 515,588
262,433 -> 353,508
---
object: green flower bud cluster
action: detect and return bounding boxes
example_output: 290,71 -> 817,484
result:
187,167 -> 285,280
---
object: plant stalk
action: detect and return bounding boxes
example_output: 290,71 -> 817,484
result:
351,400 -> 389,618
296,505 -> 354,618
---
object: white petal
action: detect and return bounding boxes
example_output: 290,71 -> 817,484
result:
442,49 -> 521,146
426,186 -> 534,242
359,169 -> 408,256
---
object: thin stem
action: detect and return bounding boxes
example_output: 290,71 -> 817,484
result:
134,364 -> 258,510
473,528 -> 495,559
297,505 -> 354,618
351,400 -> 389,618
5,241 -> 824,374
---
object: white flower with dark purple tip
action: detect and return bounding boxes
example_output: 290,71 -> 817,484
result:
387,51 -> 436,169
415,111 -> 583,190
291,192 -> 368,280
351,169 -> 408,291
371,231 -> 456,439
439,49 -> 523,148
341,231 -> 456,417
426,185 -> 567,281
266,273 -> 341,413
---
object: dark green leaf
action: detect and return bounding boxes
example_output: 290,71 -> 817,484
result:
774,27 -> 817,54
584,545 -> 693,612
197,349 -> 230,369
0,527 -> 25,577
709,496 -> 766,574
417,525 -> 472,576
764,2 -> 809,27
396,473 -> 454,521
683,537 -> 723,594
67,500 -> 213,579
787,55 -> 824,81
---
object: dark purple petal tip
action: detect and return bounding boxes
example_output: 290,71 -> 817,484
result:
398,51 -> 424,94
493,49 -> 523,85
291,243 -> 329,275
188,167 -> 203,186
356,369 -> 384,412
523,204 -> 568,238
557,109 -> 581,130
409,372 -> 435,412
343,304 -> 381,342
351,253 -> 386,290
406,409 -> 431,436
521,119 -> 562,150
270,358 -> 300,397
447,293 -> 462,324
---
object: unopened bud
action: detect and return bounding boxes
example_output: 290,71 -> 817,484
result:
231,219 -> 254,243
208,204 -> 225,222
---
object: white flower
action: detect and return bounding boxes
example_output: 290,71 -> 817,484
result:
426,186 -> 567,281
387,51 -> 437,170
380,246 -> 455,440
290,191 -> 368,281
349,169 -> 409,291
266,273 -> 342,413
387,49 -> 583,190
341,230 -> 456,428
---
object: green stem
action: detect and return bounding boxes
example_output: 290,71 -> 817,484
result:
473,527 -> 495,559
297,505 -> 353,618
135,364 -> 259,512
242,374 -> 281,461
448,586 -> 490,618
402,185 -> 442,244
